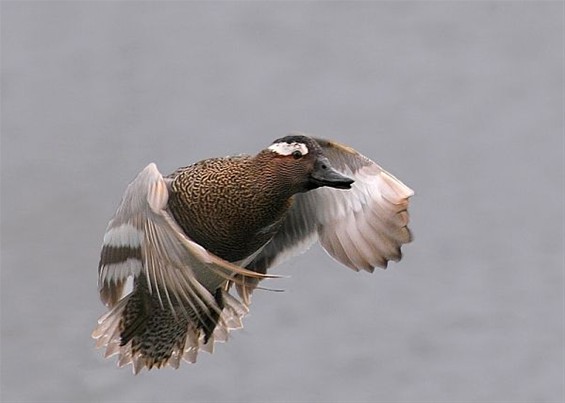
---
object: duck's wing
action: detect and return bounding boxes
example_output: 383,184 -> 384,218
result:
94,163 -> 273,371
243,137 -> 414,294
97,163 -> 270,309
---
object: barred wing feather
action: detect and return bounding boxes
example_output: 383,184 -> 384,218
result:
94,163 -> 272,372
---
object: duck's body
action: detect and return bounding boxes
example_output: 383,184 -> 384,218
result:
167,155 -> 292,263
93,134 -> 413,373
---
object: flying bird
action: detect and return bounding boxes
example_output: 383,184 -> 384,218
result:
92,133 -> 414,373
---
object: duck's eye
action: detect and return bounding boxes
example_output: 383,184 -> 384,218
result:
292,150 -> 303,159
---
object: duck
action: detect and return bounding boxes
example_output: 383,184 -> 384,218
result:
92,133 -> 414,373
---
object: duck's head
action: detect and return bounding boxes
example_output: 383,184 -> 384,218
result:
262,135 -> 354,193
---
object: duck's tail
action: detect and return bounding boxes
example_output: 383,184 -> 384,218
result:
92,283 -> 248,374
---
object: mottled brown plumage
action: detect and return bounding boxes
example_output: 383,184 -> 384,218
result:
167,154 -> 295,262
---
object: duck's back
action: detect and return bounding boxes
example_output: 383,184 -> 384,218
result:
166,156 -> 290,263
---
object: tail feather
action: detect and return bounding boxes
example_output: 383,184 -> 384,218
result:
92,287 -> 248,374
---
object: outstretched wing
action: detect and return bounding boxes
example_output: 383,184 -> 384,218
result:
94,163 -> 274,372
244,136 -> 414,294
97,163 -> 270,311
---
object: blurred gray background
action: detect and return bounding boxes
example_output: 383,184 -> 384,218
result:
1,2 -> 563,402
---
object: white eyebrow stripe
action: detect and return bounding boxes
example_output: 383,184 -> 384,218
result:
268,142 -> 309,156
